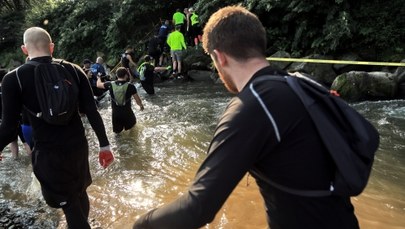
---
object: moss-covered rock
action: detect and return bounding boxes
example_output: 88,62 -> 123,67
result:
331,71 -> 396,101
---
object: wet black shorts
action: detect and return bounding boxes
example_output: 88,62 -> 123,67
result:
32,141 -> 91,208
112,108 -> 136,133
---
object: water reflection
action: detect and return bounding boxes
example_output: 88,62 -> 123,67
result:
0,82 -> 404,229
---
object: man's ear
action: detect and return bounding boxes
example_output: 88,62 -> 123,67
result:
21,45 -> 28,56
49,42 -> 55,54
212,49 -> 227,67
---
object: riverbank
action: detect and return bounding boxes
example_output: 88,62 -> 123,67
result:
0,201 -> 53,228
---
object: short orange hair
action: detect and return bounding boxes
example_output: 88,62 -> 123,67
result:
202,6 -> 266,60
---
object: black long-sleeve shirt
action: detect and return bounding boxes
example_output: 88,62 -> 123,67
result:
0,56 -> 109,151
133,66 -> 359,229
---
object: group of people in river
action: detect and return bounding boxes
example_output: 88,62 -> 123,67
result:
77,7 -> 204,137
79,6 -> 204,105
0,5 -> 372,229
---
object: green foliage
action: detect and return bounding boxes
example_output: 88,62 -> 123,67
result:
194,0 -> 404,61
0,48 -> 25,68
351,0 -> 404,60
105,0 -> 166,63
0,0 -> 31,13
0,11 -> 26,67
0,0 -> 403,68
194,0 -> 241,23
0,0 -> 43,67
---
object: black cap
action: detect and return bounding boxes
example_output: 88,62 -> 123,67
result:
83,59 -> 92,64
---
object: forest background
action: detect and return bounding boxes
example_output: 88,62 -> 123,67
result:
0,0 -> 404,68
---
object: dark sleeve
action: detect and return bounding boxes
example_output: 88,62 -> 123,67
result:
133,97 -> 272,228
128,84 -> 138,96
104,81 -> 112,90
73,65 -> 110,147
0,71 -> 22,150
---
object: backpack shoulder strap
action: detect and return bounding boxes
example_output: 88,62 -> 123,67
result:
110,81 -> 116,91
52,58 -> 80,83
252,171 -> 333,197
120,82 -> 132,105
16,60 -> 42,92
250,74 -> 334,197
15,62 -> 43,118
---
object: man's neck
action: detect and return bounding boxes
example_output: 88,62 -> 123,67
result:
231,58 -> 270,92
29,54 -> 51,59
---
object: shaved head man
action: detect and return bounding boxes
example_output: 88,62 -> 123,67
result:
21,27 -> 54,58
0,27 -> 113,228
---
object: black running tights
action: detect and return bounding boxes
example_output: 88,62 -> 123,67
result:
62,191 -> 91,229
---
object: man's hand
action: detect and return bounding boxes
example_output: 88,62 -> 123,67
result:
99,146 -> 114,169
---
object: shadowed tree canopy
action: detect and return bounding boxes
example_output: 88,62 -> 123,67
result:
0,0 -> 403,67
0,0 -> 31,12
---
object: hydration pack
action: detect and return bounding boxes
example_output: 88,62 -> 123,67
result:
253,73 -> 380,197
17,59 -> 79,125
111,81 -> 129,106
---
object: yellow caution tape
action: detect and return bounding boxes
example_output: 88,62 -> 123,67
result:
267,57 -> 405,67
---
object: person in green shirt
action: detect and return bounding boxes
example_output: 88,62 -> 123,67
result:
166,25 -> 187,78
189,8 -> 202,48
172,8 -> 186,34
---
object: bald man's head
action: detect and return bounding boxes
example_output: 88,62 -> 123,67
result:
22,27 -> 54,56
96,57 -> 104,64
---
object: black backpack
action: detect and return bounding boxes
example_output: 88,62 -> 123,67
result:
253,73 -> 380,197
17,59 -> 80,125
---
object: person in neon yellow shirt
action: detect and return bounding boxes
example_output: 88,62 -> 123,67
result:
172,8 -> 186,34
189,8 -> 202,48
167,25 -> 187,77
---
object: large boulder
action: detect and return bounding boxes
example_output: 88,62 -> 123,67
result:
331,71 -> 397,102
182,48 -> 212,73
188,70 -> 214,82
287,54 -> 337,87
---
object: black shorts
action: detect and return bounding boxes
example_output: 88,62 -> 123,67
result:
32,140 -> 90,208
112,107 -> 136,133
190,24 -> 202,38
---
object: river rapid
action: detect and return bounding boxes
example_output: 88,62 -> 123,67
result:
0,80 -> 404,229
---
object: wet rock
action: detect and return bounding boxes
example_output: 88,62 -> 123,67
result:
0,202 -> 58,228
188,70 -> 213,82
331,71 -> 396,101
